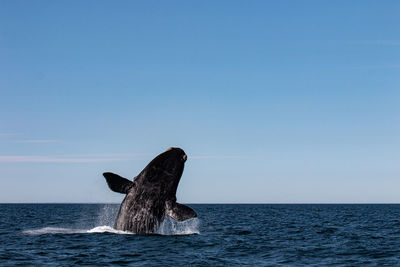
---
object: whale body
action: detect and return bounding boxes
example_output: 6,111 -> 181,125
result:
103,147 -> 197,234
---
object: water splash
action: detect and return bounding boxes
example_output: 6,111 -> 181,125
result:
157,216 -> 200,235
23,204 -> 199,236
96,204 -> 119,227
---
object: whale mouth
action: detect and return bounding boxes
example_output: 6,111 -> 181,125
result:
182,154 -> 187,162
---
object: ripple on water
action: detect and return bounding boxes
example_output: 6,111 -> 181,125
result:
3,204 -> 400,265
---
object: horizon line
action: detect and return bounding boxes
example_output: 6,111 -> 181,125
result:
1,202 -> 399,205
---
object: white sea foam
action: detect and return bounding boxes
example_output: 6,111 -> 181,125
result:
22,227 -> 86,235
22,219 -> 199,236
87,225 -> 133,234
22,226 -> 133,236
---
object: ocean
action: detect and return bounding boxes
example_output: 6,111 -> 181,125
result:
1,204 -> 400,266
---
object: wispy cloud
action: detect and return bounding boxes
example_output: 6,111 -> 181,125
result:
0,153 -> 244,163
12,139 -> 60,143
190,155 -> 245,159
66,153 -> 151,157
0,156 -> 112,163
0,155 -> 140,163
0,133 -> 19,137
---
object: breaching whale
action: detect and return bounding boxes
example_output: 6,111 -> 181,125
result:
103,147 -> 197,234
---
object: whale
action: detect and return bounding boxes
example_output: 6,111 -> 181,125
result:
103,147 -> 197,234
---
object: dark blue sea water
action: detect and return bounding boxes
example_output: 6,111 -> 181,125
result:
1,204 -> 400,266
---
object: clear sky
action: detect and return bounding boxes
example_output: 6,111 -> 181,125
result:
1,1 -> 399,203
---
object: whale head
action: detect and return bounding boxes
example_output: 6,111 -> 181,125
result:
140,147 -> 187,196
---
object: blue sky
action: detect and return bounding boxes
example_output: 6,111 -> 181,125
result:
1,1 -> 399,203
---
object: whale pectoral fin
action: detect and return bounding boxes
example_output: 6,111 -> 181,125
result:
103,172 -> 134,194
166,202 -> 197,221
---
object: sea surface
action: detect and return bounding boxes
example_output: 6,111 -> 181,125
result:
1,204 -> 400,266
